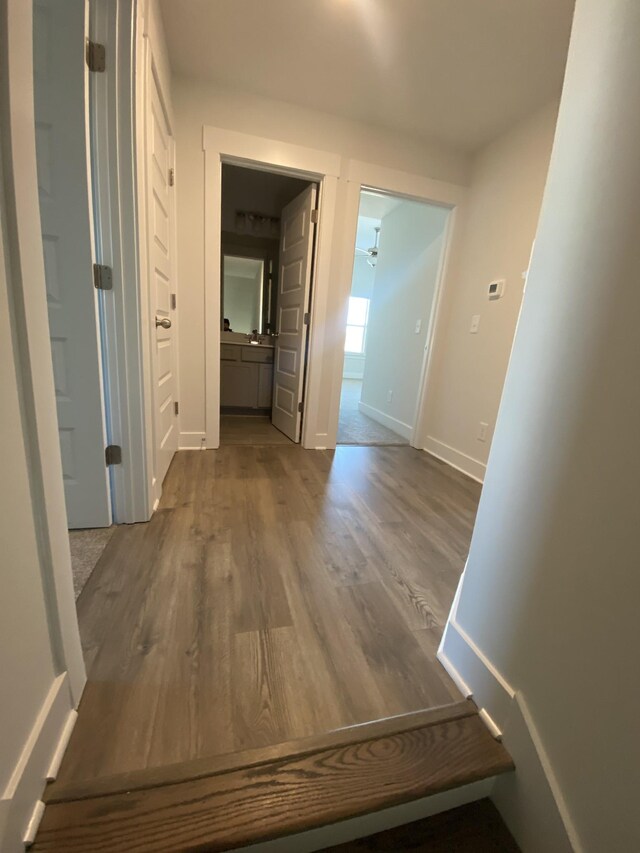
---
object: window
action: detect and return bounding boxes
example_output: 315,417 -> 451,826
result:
344,296 -> 370,354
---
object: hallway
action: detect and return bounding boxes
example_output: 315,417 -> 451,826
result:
337,380 -> 409,445
48,445 -> 481,798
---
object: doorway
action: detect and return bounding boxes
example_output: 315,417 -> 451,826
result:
337,189 -> 450,446
219,164 -> 318,446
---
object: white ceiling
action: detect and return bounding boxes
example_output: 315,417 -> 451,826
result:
160,0 -> 574,152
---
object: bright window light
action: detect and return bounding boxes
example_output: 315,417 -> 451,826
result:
345,296 -> 369,354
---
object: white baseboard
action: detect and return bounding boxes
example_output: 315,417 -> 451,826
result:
1,673 -> 76,852
438,613 -> 581,853
423,436 -> 486,483
235,779 -> 494,853
179,431 -> 206,450
342,371 -> 364,380
358,401 -> 411,440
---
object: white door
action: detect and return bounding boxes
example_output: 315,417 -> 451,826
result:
34,0 -> 111,529
272,185 -> 317,442
147,70 -> 178,488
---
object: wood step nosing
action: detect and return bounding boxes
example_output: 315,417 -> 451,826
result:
45,700 -> 476,804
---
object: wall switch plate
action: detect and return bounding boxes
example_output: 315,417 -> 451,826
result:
415,319 -> 422,334
478,421 -> 489,442
470,314 -> 481,333
387,389 -> 393,402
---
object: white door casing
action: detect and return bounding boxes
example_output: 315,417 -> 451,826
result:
147,68 -> 178,489
271,185 -> 317,442
34,0 -> 111,529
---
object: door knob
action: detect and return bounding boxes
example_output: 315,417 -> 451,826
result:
155,317 -> 171,329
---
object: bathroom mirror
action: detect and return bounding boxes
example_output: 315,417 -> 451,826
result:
222,255 -> 264,334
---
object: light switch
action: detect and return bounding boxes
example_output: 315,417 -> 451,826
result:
415,319 -> 422,334
470,314 -> 480,333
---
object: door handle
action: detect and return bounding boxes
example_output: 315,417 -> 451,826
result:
155,317 -> 171,329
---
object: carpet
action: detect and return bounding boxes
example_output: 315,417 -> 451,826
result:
69,527 -> 115,600
337,379 -> 408,446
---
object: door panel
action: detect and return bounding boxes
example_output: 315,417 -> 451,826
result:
34,0 -> 111,529
148,71 -> 178,487
272,185 -> 317,442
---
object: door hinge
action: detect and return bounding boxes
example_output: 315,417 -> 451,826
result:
93,263 -> 113,290
303,312 -> 310,325
171,293 -> 177,310
169,168 -> 175,187
86,40 -> 106,73
174,401 -> 179,415
105,444 -> 122,466
298,401 -> 304,413
310,209 -> 319,224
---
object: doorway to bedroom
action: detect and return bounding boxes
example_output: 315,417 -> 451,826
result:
337,189 -> 450,446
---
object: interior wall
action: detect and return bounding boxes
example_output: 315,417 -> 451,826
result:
360,200 -> 449,435
172,77 -> 471,444
424,101 -> 559,479
442,1 -> 640,847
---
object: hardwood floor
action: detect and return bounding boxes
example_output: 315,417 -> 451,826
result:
49,445 -> 481,796
220,413 -> 293,444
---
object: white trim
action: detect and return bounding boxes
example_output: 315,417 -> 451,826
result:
235,780 -> 493,853
423,436 -> 486,483
327,159 -> 466,451
45,710 -> 77,781
438,613 -> 580,853
0,674 -> 74,853
179,431 -> 206,450
22,799 -> 45,848
357,401 -> 412,440
202,125 -> 340,449
342,372 -> 364,380
493,695 -> 583,853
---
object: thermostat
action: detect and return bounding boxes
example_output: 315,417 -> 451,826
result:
488,279 -> 505,300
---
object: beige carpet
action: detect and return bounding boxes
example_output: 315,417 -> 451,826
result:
337,379 -> 408,446
69,527 -> 115,600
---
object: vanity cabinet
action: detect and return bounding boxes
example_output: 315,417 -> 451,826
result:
220,344 -> 274,410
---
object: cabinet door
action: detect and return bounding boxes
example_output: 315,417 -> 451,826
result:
258,364 -> 274,408
220,363 -> 259,407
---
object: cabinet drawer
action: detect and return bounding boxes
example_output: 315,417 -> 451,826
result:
221,344 -> 240,361
241,346 -> 274,364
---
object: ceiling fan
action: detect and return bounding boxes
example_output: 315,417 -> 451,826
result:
355,226 -> 380,267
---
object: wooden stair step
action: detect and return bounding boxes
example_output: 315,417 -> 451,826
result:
45,700 -> 476,803
33,711 -> 513,852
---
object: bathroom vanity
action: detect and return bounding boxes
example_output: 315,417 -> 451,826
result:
220,339 -> 274,410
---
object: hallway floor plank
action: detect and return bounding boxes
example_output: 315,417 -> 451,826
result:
49,446 -> 481,795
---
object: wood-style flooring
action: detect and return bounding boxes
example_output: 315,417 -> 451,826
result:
49,445 -> 481,798
220,413 -> 293,444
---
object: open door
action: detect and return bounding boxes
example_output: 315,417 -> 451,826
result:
147,66 -> 178,488
272,184 -> 317,442
34,0 -> 111,529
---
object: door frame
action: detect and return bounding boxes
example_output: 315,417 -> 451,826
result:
331,160 -> 466,450
203,126 -> 340,449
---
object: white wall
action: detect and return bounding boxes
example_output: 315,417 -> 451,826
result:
172,78 -> 470,440
360,200 -> 448,435
1,2 -> 82,847
441,0 -> 640,848
424,101 -> 559,480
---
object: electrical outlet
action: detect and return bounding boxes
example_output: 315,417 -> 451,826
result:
470,314 -> 481,334
415,319 -> 422,334
387,389 -> 393,403
478,422 -> 489,442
